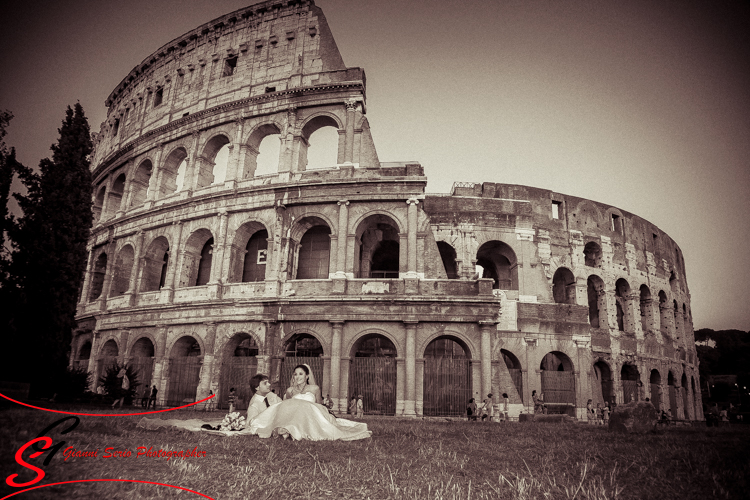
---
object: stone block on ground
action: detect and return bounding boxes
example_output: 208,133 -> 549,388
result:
609,401 -> 658,433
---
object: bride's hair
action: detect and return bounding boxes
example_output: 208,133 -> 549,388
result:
290,363 -> 316,387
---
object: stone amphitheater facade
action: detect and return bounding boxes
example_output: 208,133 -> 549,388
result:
71,0 -> 702,421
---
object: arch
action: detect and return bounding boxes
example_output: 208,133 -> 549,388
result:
228,220 -> 270,283
437,241 -> 459,279
501,349 -> 524,403
158,147 -> 188,197
167,335 -> 202,406
295,225 -> 332,279
140,236 -> 170,292
197,134 -> 230,188
305,126 -> 339,170
89,252 -> 108,301
300,112 -> 344,137
658,290 -> 670,337
219,332 -> 259,410
78,341 -> 92,360
540,351 -> 575,406
583,241 -> 602,268
667,370 -> 677,417
129,159 -> 152,207
349,333 -> 397,415
178,228 -> 214,288
621,363 -> 640,403
103,173 -> 126,220
110,245 -> 134,297
129,337 -> 155,394
639,285 -> 652,333
592,359 -> 613,405
93,185 -> 106,222
681,372 -> 691,419
673,299 -> 681,340
650,368 -> 662,411
423,335 -> 472,416
245,122 -> 282,178
615,278 -> 632,332
476,240 -> 518,290
552,267 -> 576,304
587,274 -> 605,328
99,338 -> 119,357
354,213 -> 402,278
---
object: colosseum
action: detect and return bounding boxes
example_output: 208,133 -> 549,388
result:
71,0 -> 703,421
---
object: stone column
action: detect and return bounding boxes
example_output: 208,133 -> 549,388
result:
404,321 -> 417,417
197,322 -> 217,404
343,100 -> 357,163
479,321 -> 494,400
125,230 -> 145,306
152,325 -> 168,406
405,198 -> 419,277
100,240 -> 118,308
184,131 -> 202,193
79,248 -> 96,306
415,358 -> 425,416
335,200 -> 349,277
395,357 -> 405,416
87,331 -> 101,391
145,145 -> 164,205
120,330 -> 131,364
329,320 -> 344,412
210,210 -> 229,290
161,221 -> 184,303
224,119 -> 245,187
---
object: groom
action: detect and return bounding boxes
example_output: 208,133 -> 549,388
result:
247,373 -> 282,422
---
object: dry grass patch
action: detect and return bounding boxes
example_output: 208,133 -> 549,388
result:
0,407 -> 748,499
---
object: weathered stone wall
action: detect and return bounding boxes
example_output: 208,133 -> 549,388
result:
72,0 -> 701,421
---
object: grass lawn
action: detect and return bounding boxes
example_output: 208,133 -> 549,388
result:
1,406 -> 748,499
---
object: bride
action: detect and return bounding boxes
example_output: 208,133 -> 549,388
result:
248,364 -> 371,441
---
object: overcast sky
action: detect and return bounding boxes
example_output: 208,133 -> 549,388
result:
1,0 -> 748,331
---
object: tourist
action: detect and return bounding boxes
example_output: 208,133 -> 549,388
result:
467,398 -> 478,421
228,387 -> 237,413
482,394 -> 493,422
147,385 -> 158,409
111,367 -> 129,409
356,394 -> 364,418
502,393 -> 509,422
586,399 -> 595,424
349,396 -> 357,416
602,402 -> 610,425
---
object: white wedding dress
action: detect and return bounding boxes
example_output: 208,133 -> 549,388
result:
248,392 -> 371,441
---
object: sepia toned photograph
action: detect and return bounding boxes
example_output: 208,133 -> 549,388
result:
1,1 -> 748,498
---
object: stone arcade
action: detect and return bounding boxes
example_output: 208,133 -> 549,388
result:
71,0 -> 702,421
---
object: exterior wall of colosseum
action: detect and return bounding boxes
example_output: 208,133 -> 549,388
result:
71,0 -> 702,421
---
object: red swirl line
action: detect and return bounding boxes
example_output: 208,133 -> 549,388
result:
0,478 -> 214,499
0,392 -> 215,417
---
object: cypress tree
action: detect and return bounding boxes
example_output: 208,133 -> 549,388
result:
5,104 -> 93,391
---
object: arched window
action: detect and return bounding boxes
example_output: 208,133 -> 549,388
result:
501,349 -> 523,403
355,214 -> 400,279
658,291 -> 670,337
300,115 -> 340,171
242,229 -> 268,282
552,267 -> 576,304
195,238 -> 214,286
246,124 -> 281,177
587,275 -> 605,328
650,369 -> 662,411
220,333 -> 259,409
129,160 -> 152,208
436,241 -> 458,279
103,174 -> 126,220
593,360 -> 612,405
540,352 -> 575,407
158,148 -> 187,197
140,237 -> 169,292
583,242 -> 602,268
296,226 -> 331,279
110,245 -> 134,297
197,135 -> 230,188
89,253 -> 107,301
621,364 -> 640,403
129,337 -> 155,395
349,334 -> 397,415
476,241 -> 517,290
167,336 -> 201,406
423,336 -> 471,416
615,278 -> 631,332
639,285 -> 652,333
305,126 -> 339,170
93,186 -> 106,222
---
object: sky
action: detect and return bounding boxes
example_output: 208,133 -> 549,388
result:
1,0 -> 749,331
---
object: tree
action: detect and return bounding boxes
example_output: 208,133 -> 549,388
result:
3,104 -> 93,392
0,110 -> 18,279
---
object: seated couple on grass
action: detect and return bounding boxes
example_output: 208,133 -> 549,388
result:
138,363 -> 371,441
245,364 -> 370,440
